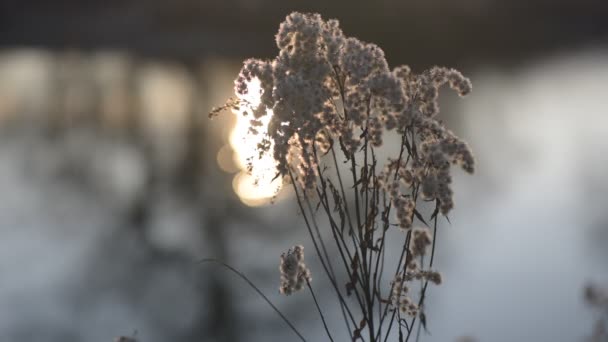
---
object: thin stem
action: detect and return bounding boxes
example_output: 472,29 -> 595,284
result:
197,258 -> 306,342
330,145 -> 367,284
429,207 -> 439,268
330,146 -> 356,238
378,231 -> 411,342
303,192 -> 336,280
315,185 -> 368,341
303,178 -> 356,340
313,146 -> 367,298
406,207 -> 441,342
307,279 -> 335,342
414,314 -> 423,342
375,132 -> 411,340
289,170 -> 360,330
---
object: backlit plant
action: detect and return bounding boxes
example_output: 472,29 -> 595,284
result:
210,12 -> 474,342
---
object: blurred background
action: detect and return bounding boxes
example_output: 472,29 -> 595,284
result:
1,1 -> 608,341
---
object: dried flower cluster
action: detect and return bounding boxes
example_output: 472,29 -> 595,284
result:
232,12 -> 473,210
389,275 -> 418,316
279,245 -> 312,295
409,227 -> 433,258
213,11 -> 475,342
389,227 -> 441,316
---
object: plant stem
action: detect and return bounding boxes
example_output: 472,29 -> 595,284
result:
307,279 -> 335,342
197,258 -> 306,342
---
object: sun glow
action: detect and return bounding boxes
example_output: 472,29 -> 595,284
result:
229,78 -> 282,206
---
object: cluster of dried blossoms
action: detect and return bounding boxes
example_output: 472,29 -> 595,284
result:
389,227 -> 442,317
279,245 -> 312,295
213,12 -> 475,342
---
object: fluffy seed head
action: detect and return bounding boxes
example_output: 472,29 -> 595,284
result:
279,245 -> 312,295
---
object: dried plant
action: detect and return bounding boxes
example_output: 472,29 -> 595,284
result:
210,12 -> 475,342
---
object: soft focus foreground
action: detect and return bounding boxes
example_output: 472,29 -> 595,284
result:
0,2 -> 607,342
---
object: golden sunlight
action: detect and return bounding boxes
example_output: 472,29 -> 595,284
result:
229,77 -> 282,206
